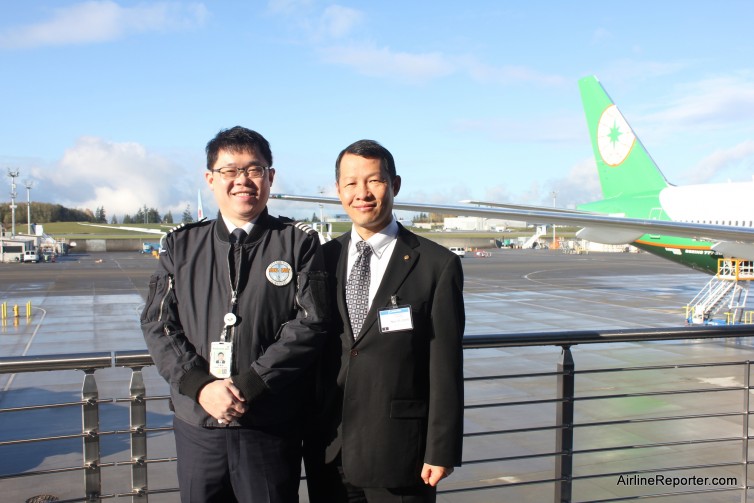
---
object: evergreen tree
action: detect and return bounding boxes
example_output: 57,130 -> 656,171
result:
110,215 -> 118,224
181,205 -> 194,223
164,211 -> 174,224
147,207 -> 161,224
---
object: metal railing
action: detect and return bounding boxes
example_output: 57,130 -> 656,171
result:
2,326 -> 754,502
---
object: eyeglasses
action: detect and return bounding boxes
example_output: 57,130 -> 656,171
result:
211,166 -> 269,180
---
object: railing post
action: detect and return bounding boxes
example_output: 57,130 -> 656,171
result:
555,344 -> 574,503
82,369 -> 101,502
743,360 -> 750,503
130,367 -> 148,502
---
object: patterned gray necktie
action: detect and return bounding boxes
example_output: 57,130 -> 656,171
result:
346,241 -> 372,338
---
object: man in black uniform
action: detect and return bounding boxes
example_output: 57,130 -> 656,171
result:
141,126 -> 328,503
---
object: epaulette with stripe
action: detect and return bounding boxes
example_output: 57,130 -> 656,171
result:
279,216 -> 318,237
166,218 -> 209,235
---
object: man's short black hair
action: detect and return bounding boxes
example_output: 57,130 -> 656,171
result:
335,139 -> 396,181
206,126 -> 273,170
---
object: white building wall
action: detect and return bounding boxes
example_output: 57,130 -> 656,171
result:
442,216 -> 525,231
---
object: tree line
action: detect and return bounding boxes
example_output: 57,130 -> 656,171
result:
0,202 -> 195,225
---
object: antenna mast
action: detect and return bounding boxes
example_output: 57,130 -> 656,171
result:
7,168 -> 19,237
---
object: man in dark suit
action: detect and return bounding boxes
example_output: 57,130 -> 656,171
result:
313,139 -> 465,502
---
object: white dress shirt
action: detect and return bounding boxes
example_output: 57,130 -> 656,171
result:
222,216 -> 255,236
346,218 -> 399,311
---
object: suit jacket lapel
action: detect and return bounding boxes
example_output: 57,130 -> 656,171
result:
334,234 -> 353,339
354,225 -> 419,344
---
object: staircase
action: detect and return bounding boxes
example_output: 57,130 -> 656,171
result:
522,225 -> 548,249
687,259 -> 753,324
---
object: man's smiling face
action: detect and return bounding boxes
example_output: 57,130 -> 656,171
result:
205,147 -> 275,226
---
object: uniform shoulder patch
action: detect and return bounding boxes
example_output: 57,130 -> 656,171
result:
166,218 -> 209,235
279,216 -> 318,237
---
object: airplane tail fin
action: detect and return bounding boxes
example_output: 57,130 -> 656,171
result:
578,76 -> 669,203
197,190 -> 205,221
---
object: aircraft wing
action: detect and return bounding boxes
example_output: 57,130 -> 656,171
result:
460,200 -> 597,215
78,222 -> 170,251
78,223 -> 168,235
271,194 -> 754,246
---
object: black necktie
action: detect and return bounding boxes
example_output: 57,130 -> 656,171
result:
346,241 -> 372,338
231,228 -> 247,245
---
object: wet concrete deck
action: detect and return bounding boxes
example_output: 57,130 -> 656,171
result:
1,249 -> 752,502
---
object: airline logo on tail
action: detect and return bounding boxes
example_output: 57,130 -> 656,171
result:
597,105 -> 636,166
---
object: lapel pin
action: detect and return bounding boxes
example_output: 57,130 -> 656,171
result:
404,254 -> 410,261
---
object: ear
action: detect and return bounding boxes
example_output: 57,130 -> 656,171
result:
267,168 -> 275,187
204,170 -> 214,189
392,175 -> 401,197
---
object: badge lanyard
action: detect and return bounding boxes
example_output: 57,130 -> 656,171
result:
211,239 -> 243,378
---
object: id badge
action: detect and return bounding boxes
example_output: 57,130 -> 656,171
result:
210,341 -> 233,378
378,305 -> 413,333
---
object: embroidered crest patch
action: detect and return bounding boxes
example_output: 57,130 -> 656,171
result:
266,260 -> 293,286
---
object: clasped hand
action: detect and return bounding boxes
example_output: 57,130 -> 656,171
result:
198,378 -> 247,423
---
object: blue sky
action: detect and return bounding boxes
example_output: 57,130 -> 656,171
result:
2,1 -> 753,221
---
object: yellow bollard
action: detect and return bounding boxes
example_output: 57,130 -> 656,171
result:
13,304 -> 19,318
26,301 -> 32,319
1,302 -> 6,321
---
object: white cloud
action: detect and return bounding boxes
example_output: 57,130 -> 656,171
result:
452,115 -> 582,144
0,1 -> 208,49
459,57 -> 566,87
42,136 -> 196,217
645,76 -> 754,130
317,45 -> 567,87
270,4 -> 565,87
319,5 -> 363,39
599,59 -> 689,86
548,158 -> 601,208
266,0 -> 314,16
687,139 -> 754,184
591,27 -> 611,44
319,44 -> 455,83
507,158 -> 600,208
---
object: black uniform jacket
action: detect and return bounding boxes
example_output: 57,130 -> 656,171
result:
323,224 -> 465,488
141,209 -> 328,428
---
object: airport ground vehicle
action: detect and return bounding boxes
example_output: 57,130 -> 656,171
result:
449,246 -> 466,258
23,250 -> 39,263
141,242 -> 160,254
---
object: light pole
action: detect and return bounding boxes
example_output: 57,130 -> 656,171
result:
318,186 -> 325,226
25,180 -> 33,234
7,168 -> 19,237
551,190 -> 558,248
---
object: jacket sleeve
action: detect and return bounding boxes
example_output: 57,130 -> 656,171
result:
140,239 -> 215,400
233,234 -> 330,403
424,253 -> 465,467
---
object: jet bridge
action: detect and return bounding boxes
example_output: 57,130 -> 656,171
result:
687,258 -> 753,324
